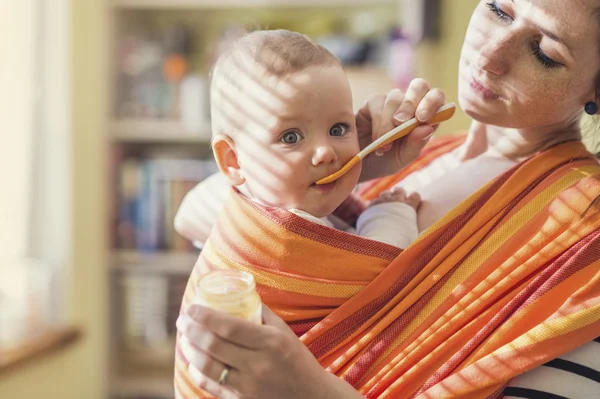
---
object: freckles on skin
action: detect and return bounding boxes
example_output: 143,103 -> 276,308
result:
504,76 -> 585,128
509,61 -> 594,124
460,0 -> 600,129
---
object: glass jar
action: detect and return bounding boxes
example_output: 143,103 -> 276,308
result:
196,270 -> 262,324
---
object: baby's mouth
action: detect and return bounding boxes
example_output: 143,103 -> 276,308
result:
311,181 -> 336,191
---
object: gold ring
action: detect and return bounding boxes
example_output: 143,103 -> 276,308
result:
218,365 -> 231,386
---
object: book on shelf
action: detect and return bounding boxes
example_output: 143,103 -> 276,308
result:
115,156 -> 218,252
119,274 -> 188,354
121,274 -> 169,346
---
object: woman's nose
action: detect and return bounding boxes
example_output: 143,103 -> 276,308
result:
477,32 -> 515,76
312,145 -> 337,166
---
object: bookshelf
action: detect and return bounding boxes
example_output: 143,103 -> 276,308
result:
112,119 -> 211,144
111,251 -> 198,274
107,1 -> 402,398
112,372 -> 174,398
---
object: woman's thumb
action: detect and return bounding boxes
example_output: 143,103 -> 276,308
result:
262,305 -> 295,334
400,125 -> 435,165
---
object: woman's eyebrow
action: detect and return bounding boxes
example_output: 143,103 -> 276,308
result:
511,0 -> 571,49
539,26 -> 568,47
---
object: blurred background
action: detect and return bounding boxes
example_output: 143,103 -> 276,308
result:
0,1 -> 478,398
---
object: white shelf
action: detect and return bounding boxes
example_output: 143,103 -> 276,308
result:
112,118 -> 212,144
111,250 -> 198,274
115,0 -> 396,9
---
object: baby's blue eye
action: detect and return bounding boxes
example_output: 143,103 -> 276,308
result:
282,131 -> 301,144
330,124 -> 347,137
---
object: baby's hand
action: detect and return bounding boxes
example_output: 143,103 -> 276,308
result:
369,187 -> 420,210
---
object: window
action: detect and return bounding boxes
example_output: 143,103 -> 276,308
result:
0,0 -> 71,351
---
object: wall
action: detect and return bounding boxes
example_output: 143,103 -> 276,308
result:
415,0 -> 479,135
0,0 -> 109,397
0,0 -> 35,258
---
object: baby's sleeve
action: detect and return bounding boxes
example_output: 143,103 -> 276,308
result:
173,172 -> 230,248
356,202 -> 419,249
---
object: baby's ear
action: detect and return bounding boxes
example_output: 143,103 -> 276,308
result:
212,134 -> 245,186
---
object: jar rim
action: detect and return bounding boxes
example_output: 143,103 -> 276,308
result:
196,269 -> 256,303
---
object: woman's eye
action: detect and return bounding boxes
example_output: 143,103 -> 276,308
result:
486,1 -> 513,22
531,44 -> 562,70
329,124 -> 348,137
281,131 -> 302,144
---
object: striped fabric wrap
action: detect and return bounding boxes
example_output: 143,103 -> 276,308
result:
175,135 -> 600,398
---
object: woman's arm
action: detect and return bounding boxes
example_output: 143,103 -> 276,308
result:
177,305 -> 365,399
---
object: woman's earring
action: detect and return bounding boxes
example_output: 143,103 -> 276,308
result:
585,102 -> 598,115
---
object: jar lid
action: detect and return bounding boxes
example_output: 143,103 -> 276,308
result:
196,269 -> 256,303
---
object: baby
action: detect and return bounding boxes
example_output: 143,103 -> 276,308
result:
206,29 -> 419,248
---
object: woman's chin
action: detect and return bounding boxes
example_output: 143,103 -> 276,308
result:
459,93 -> 504,125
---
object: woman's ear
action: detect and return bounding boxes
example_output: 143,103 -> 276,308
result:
212,134 -> 245,186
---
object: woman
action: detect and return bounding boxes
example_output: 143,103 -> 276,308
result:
175,1 -> 600,398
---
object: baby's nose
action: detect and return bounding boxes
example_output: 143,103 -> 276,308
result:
312,145 -> 337,166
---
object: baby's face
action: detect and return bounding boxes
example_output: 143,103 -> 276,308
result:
232,64 -> 361,218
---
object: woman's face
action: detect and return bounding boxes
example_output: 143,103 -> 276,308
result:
459,0 -> 600,130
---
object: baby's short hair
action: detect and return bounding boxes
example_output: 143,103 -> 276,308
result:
210,29 -> 341,137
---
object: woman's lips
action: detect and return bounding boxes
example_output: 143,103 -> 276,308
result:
469,77 -> 500,100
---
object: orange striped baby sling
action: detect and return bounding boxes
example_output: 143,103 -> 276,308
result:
175,135 -> 600,398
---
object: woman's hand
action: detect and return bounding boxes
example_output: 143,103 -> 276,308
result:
177,305 -> 362,399
357,78 -> 446,181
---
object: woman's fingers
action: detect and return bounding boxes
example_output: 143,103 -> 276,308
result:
409,124 -> 437,142
187,364 -> 238,399
396,124 -> 436,166
261,305 -> 296,336
415,88 -> 446,123
378,88 -> 406,138
177,315 -> 254,371
361,92 -> 386,140
395,85 -> 443,161
178,305 -> 337,399
185,305 -> 267,349
392,78 -> 431,123
180,335 -> 242,388
370,89 -> 404,154
368,80 -> 445,156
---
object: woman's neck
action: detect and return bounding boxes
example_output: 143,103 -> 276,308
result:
459,120 -> 582,162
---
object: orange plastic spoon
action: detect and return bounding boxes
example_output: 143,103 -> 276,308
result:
316,103 -> 456,185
